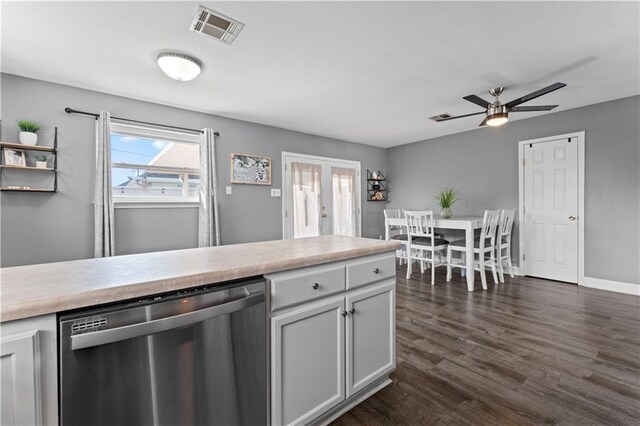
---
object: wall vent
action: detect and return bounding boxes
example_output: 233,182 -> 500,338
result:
429,113 -> 452,122
190,6 -> 244,45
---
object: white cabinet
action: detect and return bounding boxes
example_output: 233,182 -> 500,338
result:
268,253 -> 396,426
346,281 -> 395,397
271,296 -> 346,426
0,314 -> 58,426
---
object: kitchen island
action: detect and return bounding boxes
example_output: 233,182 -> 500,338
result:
1,235 -> 400,425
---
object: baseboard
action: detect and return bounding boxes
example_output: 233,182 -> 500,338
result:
579,276 -> 640,296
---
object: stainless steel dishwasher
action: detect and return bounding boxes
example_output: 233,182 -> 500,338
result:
59,277 -> 266,426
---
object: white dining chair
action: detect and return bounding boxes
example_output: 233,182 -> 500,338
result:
496,209 -> 516,283
446,210 -> 501,289
384,209 -> 408,264
404,210 -> 449,285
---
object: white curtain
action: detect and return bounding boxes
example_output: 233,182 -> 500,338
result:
94,111 -> 115,257
331,166 -> 357,236
198,128 -> 220,247
292,162 -> 322,238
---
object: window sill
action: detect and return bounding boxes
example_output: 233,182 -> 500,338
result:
114,197 -> 199,209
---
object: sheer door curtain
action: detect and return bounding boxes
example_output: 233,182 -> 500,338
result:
292,162 -> 322,238
331,166 -> 357,237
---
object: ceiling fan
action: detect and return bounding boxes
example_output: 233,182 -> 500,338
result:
433,82 -> 567,127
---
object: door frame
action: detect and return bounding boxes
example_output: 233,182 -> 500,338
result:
518,131 -> 585,283
281,152 -> 362,239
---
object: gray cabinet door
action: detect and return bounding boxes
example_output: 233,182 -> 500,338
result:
345,281 -> 395,397
271,296 -> 346,425
1,330 -> 42,426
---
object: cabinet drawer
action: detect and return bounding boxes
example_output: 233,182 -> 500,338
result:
270,266 -> 346,311
346,254 -> 395,289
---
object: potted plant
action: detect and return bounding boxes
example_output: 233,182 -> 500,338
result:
436,188 -> 458,218
17,120 -> 41,146
35,154 -> 48,169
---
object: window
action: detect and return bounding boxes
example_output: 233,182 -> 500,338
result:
110,123 -> 201,203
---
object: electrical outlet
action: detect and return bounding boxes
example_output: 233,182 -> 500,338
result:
271,188 -> 281,197
226,186 -> 232,195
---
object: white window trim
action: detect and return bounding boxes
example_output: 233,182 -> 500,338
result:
110,122 -> 201,205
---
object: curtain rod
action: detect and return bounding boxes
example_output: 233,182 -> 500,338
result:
64,107 -> 219,137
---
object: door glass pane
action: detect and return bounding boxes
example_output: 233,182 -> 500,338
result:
331,166 -> 357,236
291,162 -> 322,238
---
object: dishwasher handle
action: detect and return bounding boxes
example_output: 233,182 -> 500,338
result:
71,292 -> 264,351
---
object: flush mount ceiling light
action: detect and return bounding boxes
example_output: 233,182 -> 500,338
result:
156,52 -> 202,81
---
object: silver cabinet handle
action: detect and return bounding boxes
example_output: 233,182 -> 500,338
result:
341,310 -> 348,317
311,282 -> 320,290
349,308 -> 356,315
569,215 -> 576,221
373,268 -> 381,274
71,293 -> 264,350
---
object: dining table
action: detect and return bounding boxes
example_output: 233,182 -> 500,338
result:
385,216 -> 484,291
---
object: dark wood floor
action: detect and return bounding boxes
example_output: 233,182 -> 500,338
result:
332,265 -> 640,425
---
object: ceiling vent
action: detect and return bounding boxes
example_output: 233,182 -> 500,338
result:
429,113 -> 452,122
190,6 -> 244,45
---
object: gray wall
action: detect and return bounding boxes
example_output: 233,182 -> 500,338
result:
0,74 -> 387,267
387,95 -> 640,284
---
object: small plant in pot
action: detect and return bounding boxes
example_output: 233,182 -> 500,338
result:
17,120 -> 41,146
35,154 -> 48,169
436,188 -> 458,218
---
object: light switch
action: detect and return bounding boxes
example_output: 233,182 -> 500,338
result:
226,186 -> 232,195
271,188 -> 281,197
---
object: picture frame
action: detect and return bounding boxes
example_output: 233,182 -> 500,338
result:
230,153 -> 272,185
3,148 -> 26,167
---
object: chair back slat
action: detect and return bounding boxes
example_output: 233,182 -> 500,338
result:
498,209 -> 516,238
404,210 -> 435,238
480,210 -> 501,248
384,208 -> 406,239
383,209 -> 402,219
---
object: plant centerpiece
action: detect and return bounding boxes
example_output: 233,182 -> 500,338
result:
17,119 -> 41,146
35,154 -> 48,169
436,188 -> 458,218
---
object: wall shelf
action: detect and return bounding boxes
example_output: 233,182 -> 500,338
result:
1,127 -> 58,193
0,142 -> 56,152
0,165 -> 55,172
0,187 -> 56,193
366,169 -> 387,202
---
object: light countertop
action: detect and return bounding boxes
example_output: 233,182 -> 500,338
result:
0,235 -> 400,322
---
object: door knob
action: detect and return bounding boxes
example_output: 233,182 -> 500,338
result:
349,308 -> 356,315
341,311 -> 348,317
311,283 -> 320,290
373,268 -> 380,274
569,215 -> 576,221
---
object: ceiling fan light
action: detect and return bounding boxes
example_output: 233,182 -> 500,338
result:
157,52 -> 202,81
486,112 -> 508,127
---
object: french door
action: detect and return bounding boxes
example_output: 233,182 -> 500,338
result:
523,136 -> 579,283
282,153 -> 361,239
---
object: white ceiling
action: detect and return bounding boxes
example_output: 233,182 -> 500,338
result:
2,1 -> 638,147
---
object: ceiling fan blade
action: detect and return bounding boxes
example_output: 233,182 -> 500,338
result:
478,116 -> 489,127
463,94 -> 492,109
434,111 -> 485,122
505,82 -> 566,109
509,105 -> 559,112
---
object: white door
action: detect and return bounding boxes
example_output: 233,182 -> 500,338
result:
345,281 -> 395,397
283,153 -> 361,239
271,296 -> 346,425
524,137 -> 578,283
